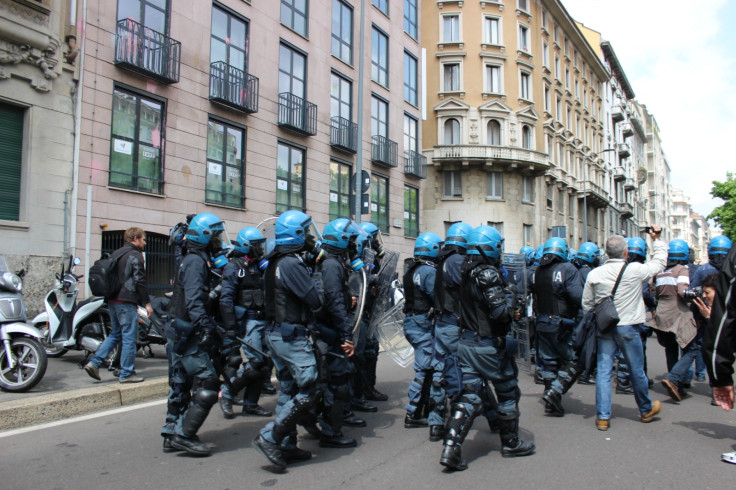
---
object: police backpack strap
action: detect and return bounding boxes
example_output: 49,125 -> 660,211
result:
593,263 -> 628,334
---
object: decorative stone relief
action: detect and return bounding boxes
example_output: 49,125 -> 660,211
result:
0,0 -> 50,27
469,119 -> 478,143
0,38 -> 60,82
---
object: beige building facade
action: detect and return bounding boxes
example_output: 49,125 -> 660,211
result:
421,0 -> 611,251
640,104 -> 673,243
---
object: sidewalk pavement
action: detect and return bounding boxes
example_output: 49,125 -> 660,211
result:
0,345 -> 171,431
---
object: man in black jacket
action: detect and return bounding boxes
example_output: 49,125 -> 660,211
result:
84,227 -> 151,383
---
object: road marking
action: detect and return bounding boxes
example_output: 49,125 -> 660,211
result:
0,399 -> 167,439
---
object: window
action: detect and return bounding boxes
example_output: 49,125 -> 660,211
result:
543,41 -> 549,67
371,95 -> 388,137
488,221 -> 504,236
331,0 -> 353,64
556,96 -> 561,120
0,103 -> 24,221
404,51 -> 418,105
371,26 -> 389,87
444,119 -> 460,145
558,188 -> 565,213
276,141 -> 305,213
544,85 -> 550,111
566,106 -> 572,128
546,134 -> 553,159
485,64 -> 502,94
443,171 -> 462,198
574,79 -> 579,99
404,185 -> 419,238
488,119 -> 502,145
523,224 -> 533,245
443,63 -> 460,91
371,173 -> 389,232
372,0 -> 388,15
546,183 -> 554,209
553,25 -> 559,43
211,4 -> 248,71
518,24 -> 529,52
564,38 -> 569,57
281,0 -> 308,37
117,0 -> 168,34
577,197 -> 584,221
554,55 -> 560,79
206,118 -> 245,208
329,160 -> 351,219
442,14 -> 460,43
518,0 -> 529,12
565,68 -> 570,88
404,0 -> 417,39
278,43 -> 306,99
487,171 -> 503,199
520,71 -> 531,100
330,71 -> 352,119
404,113 -> 418,152
484,16 -> 500,44
109,87 -> 164,194
522,176 -> 534,203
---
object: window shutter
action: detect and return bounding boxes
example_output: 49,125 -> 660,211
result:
0,104 -> 24,221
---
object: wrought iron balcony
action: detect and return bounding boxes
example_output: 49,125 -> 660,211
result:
404,150 -> 427,179
330,117 -> 358,153
209,62 -> 259,114
114,18 -> 181,84
278,92 -> 317,136
372,135 -> 398,168
617,142 -> 630,159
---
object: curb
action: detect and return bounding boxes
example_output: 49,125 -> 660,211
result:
0,376 -> 169,431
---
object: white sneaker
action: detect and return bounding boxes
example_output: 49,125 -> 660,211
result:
721,451 -> 736,464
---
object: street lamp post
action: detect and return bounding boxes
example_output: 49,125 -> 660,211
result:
583,148 -> 617,243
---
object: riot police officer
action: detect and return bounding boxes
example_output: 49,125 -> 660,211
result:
218,227 -> 272,419
165,212 -> 231,457
572,242 -> 600,282
534,237 -> 584,417
253,210 -> 326,469
440,226 -> 535,471
403,232 -> 441,429
430,222 -> 473,441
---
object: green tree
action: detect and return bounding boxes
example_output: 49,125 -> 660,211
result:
708,172 -> 736,238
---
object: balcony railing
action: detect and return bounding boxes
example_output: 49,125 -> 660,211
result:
621,122 -> 634,138
114,18 -> 181,84
404,150 -> 427,179
611,104 -> 624,123
277,92 -> 317,136
618,201 -> 634,218
429,145 -> 549,173
617,142 -> 630,159
330,117 -> 358,153
580,180 -> 610,208
372,135 -> 398,168
209,62 -> 259,114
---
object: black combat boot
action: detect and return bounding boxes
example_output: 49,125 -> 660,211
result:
439,403 -> 476,471
219,393 -> 235,419
253,434 -> 286,468
319,432 -> 357,448
542,388 -> 565,416
440,443 -> 467,471
404,412 -> 428,428
429,425 -> 444,442
364,386 -> 389,401
499,417 -> 535,458
351,399 -> 378,413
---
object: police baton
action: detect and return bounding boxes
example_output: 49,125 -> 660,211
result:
236,336 -> 270,360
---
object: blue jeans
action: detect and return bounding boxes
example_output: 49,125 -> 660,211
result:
91,302 -> 138,380
596,324 -> 653,420
403,313 -> 442,424
667,338 -> 701,389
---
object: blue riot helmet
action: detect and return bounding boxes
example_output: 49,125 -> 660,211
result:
445,222 -> 474,250
414,232 -> 442,260
567,248 -> 576,263
274,210 -> 322,255
626,237 -> 647,259
466,225 -> 504,261
360,221 -> 385,257
667,239 -> 690,263
520,245 -> 534,263
708,235 -> 733,269
322,218 -> 353,251
576,242 -> 600,266
542,237 -> 568,261
186,212 -> 231,268
533,245 -> 544,266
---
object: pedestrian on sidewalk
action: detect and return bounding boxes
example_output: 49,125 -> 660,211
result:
582,226 -> 666,431
84,227 -> 152,384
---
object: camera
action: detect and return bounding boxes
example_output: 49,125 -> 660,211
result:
640,226 -> 664,234
683,286 -> 703,300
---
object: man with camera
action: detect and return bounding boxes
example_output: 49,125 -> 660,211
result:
582,226 -> 666,431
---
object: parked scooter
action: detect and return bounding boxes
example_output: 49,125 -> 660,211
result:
33,256 -> 112,367
0,256 -> 48,392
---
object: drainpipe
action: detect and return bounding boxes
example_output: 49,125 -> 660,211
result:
69,0 -> 87,258
353,0 -> 366,224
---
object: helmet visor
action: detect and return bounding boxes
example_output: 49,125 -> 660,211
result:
210,226 -> 233,254
304,221 -> 323,246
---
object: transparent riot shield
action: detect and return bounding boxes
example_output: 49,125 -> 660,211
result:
503,253 -> 532,372
257,217 -> 278,258
367,251 -> 399,337
375,292 -> 414,368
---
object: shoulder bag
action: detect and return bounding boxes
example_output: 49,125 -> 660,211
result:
594,262 -> 628,334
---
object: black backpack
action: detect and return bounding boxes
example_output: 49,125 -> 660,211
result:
88,248 -> 129,298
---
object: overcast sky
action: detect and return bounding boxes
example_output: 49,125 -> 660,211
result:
561,0 -> 736,223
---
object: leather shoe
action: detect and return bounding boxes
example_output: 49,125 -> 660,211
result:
253,434 -> 286,468
404,414 -> 428,428
429,425 -> 444,442
351,400 -> 378,413
364,387 -> 389,401
343,412 -> 367,427
282,446 -> 312,463
242,405 -> 273,417
641,400 -> 661,423
440,444 -> 467,471
219,394 -> 235,419
171,434 -> 211,457
119,375 -> 144,384
542,389 -> 564,416
501,438 -> 535,458
661,379 -> 682,402
163,436 -> 180,453
319,433 -> 357,448
84,363 -> 101,381
596,419 -> 609,431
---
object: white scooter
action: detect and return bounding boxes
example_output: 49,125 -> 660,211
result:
33,256 -> 112,366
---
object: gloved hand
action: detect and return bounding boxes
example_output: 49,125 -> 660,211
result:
199,329 -> 217,355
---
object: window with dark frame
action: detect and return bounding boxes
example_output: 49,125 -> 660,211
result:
330,72 -> 352,120
404,113 -> 418,152
372,0 -> 388,15
210,4 -> 248,71
109,87 -> 164,195
444,118 -> 460,145
329,160 -> 351,220
371,26 -> 389,87
0,103 -> 24,221
404,50 -> 418,106
278,43 -> 306,99
281,0 -> 308,37
404,185 -> 419,238
205,117 -> 245,208
371,95 -> 388,137
403,0 -> 417,39
371,173 -> 389,232
276,141 -> 305,213
331,0 -> 353,65
117,0 -> 168,34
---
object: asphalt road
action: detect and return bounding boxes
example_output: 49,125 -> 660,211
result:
2,343 -> 736,489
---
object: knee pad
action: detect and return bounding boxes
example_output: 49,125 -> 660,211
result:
193,386 -> 219,407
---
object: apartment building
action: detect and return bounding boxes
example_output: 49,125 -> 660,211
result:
69,0 -> 424,294
421,0 -> 610,251
640,104 -> 673,242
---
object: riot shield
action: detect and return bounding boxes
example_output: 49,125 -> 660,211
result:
257,217 -> 278,258
367,250 -> 400,337
375,294 -> 414,368
503,253 -> 532,371
348,268 -> 367,335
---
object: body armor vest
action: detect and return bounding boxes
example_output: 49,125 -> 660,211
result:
264,254 -> 310,324
314,255 -> 351,326
434,252 -> 460,315
460,264 -> 508,338
168,251 -> 214,322
233,258 -> 265,309
403,261 -> 433,314
535,262 -> 572,318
